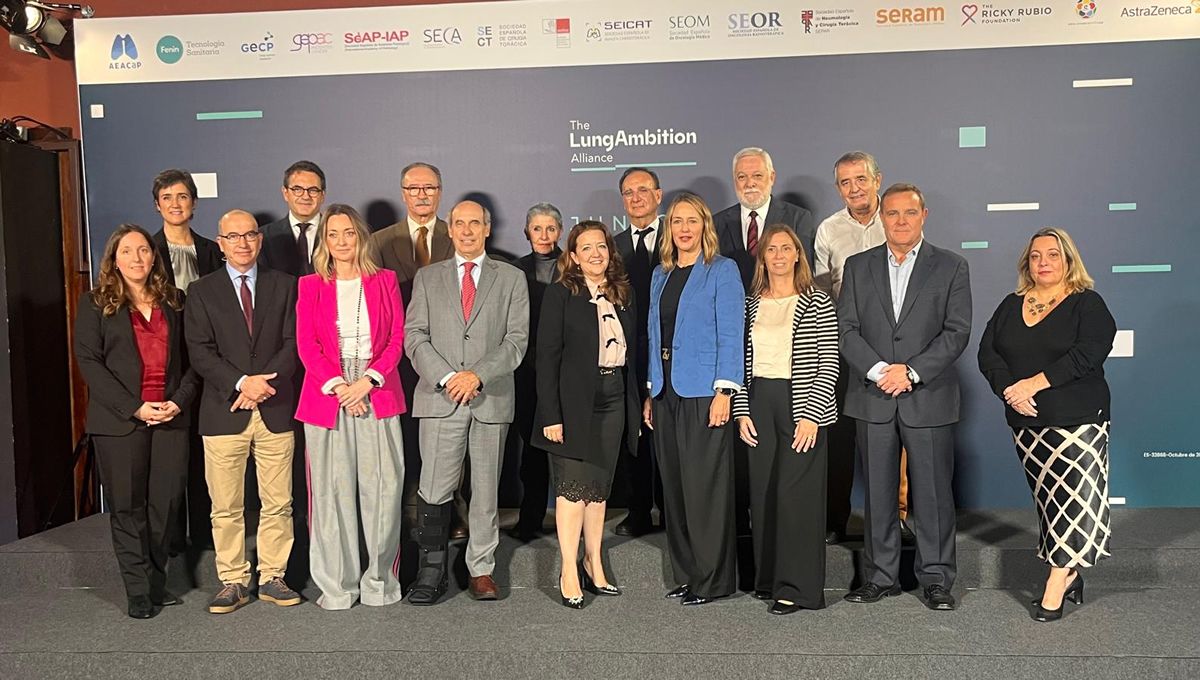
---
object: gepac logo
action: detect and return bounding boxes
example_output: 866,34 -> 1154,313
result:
423,27 -> 463,46
1075,0 -> 1098,17
155,35 -> 182,64
108,34 -> 142,70
875,5 -> 947,24
291,32 -> 334,53
241,33 -> 275,55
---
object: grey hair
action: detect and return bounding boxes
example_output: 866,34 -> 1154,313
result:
525,202 -> 562,229
732,147 -> 774,175
400,161 -> 442,186
833,151 -> 881,183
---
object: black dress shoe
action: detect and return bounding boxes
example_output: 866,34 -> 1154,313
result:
1032,572 -> 1085,611
152,592 -> 183,607
750,590 -> 772,601
127,595 -> 157,619
923,585 -> 956,611
824,530 -> 844,545
844,583 -> 901,603
899,518 -> 916,546
664,584 -> 690,599
681,593 -> 715,606
615,513 -> 652,537
581,566 -> 621,596
769,600 -> 803,615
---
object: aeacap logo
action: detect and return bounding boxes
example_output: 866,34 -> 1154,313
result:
155,35 -> 183,64
109,34 -> 142,70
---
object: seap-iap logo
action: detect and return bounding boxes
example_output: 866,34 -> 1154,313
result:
109,34 -> 142,69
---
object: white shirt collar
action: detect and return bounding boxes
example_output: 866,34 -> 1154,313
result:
408,214 -> 438,238
887,238 -> 923,266
740,196 -> 772,226
454,252 -> 487,268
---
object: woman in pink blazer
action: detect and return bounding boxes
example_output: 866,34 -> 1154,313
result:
295,203 -> 407,610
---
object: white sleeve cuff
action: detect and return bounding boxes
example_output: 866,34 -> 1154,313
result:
866,362 -> 888,382
439,371 -> 458,389
235,375 -> 248,391
321,377 -> 347,395
713,379 -> 742,392
364,368 -> 385,387
907,366 -> 921,384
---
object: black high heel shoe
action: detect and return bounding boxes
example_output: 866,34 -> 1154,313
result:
559,578 -> 584,609
581,564 -> 621,597
1032,572 -> 1084,622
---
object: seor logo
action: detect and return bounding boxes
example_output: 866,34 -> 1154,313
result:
155,35 -> 182,63
291,32 -> 334,52
423,27 -> 463,45
241,33 -> 274,54
875,5 -> 947,23
727,12 -> 784,29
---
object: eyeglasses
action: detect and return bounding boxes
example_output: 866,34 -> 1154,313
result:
218,231 -> 262,243
621,187 -> 656,199
401,185 -> 441,196
286,185 -> 325,197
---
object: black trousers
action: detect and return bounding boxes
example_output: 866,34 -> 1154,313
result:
653,380 -> 736,599
93,425 -> 189,598
858,416 -> 957,589
516,439 -> 550,529
747,379 -> 827,608
825,357 -> 856,534
615,419 -> 663,520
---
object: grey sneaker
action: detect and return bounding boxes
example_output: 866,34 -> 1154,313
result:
208,583 -> 251,614
258,577 -> 302,606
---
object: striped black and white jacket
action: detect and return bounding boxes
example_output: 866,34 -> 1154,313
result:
731,289 -> 840,426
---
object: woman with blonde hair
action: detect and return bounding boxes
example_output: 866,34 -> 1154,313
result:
74,224 -> 199,618
645,192 -> 745,606
294,203 -> 408,609
978,227 -> 1116,622
733,224 -> 839,615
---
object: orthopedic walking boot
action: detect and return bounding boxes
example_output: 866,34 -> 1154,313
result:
407,499 -> 451,606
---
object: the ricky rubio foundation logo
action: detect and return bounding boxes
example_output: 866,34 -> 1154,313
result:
109,34 -> 142,69
155,35 -> 183,63
1075,0 -> 1098,18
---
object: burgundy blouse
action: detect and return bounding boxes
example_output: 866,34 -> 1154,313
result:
130,307 -> 169,402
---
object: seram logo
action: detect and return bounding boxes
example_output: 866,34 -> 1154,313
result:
876,5 -> 947,24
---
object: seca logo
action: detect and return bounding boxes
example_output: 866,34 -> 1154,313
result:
423,27 -> 463,44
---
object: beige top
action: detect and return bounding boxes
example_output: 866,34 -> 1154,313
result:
587,280 -> 627,368
751,294 -> 799,379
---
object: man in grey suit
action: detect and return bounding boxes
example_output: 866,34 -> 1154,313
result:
404,199 -> 530,605
838,183 -> 972,611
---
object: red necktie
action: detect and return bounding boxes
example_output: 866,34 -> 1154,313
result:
238,274 -> 253,334
747,210 -> 759,256
461,261 -> 477,322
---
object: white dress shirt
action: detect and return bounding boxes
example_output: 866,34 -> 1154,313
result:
814,206 -> 886,300
739,196 -> 772,248
439,253 -> 488,387
408,215 -> 438,255
628,216 -> 660,259
289,212 -> 319,262
866,240 -> 923,384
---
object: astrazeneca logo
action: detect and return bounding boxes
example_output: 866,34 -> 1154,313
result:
155,35 -> 183,64
875,5 -> 947,24
241,33 -> 274,54
108,34 -> 142,69
291,32 -> 334,52
423,27 -> 463,45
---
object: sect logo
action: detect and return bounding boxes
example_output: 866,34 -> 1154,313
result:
109,34 -> 142,69
875,5 -> 947,23
1075,0 -> 1098,18
155,35 -> 183,63
291,32 -> 334,52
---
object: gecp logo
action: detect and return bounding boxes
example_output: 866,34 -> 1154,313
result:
291,32 -> 334,53
241,32 -> 275,55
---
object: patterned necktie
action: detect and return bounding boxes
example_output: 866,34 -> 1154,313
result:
296,223 -> 312,275
415,226 -> 431,268
747,210 -> 759,256
461,261 -> 477,322
238,274 -> 253,334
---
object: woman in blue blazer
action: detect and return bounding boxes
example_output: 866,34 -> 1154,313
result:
644,191 -> 745,605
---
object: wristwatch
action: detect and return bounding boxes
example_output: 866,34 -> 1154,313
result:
905,366 -> 917,384
716,387 -> 736,396
366,374 -> 381,388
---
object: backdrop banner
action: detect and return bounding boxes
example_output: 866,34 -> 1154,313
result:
73,1 -> 1200,507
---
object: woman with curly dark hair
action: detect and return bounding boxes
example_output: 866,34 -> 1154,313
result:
73,224 -> 198,619
533,221 -> 640,608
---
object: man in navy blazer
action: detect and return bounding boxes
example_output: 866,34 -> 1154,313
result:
838,184 -> 972,612
713,147 -> 816,289
259,160 -> 326,277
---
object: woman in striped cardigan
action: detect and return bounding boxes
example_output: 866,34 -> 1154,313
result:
732,223 -> 839,616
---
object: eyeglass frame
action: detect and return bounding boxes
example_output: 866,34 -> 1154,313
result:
217,230 -> 262,243
286,185 -> 325,198
401,185 -> 442,196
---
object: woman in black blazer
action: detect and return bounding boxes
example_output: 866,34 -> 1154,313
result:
74,224 -> 198,619
732,224 -> 839,616
533,221 -> 640,609
149,169 -> 223,292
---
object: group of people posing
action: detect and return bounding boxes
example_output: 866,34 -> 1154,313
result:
74,147 -> 1116,624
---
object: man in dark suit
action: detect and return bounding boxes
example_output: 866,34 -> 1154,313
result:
185,209 -> 303,615
611,167 -> 664,537
714,148 -> 815,546
510,203 -> 563,540
838,184 -> 972,611
714,147 -> 816,289
370,162 -> 468,537
149,168 -> 223,292
259,160 -> 326,277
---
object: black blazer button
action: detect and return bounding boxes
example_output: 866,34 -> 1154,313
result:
250,352 -> 257,358
893,337 -> 901,342
464,334 -> 470,340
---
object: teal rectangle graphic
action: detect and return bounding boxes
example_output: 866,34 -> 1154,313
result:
1112,264 -> 1171,273
1108,203 -> 1137,211
195,111 -> 264,121
958,126 -> 987,148
961,241 -> 989,249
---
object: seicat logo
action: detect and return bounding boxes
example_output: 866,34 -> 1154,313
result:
109,34 -> 142,69
241,33 -> 275,58
291,32 -> 334,53
155,35 -> 183,64
875,5 -> 947,24
423,26 -> 463,46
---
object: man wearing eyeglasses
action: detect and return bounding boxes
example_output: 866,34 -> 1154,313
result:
185,209 -> 302,614
611,167 -> 665,537
371,162 -> 466,537
260,161 -> 326,277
